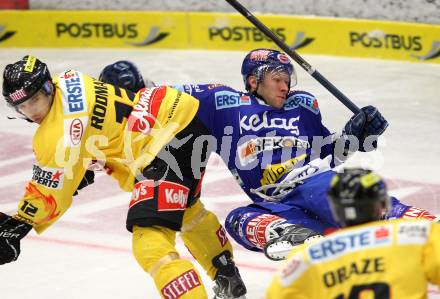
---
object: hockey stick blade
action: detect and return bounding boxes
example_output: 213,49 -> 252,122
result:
225,0 -> 361,114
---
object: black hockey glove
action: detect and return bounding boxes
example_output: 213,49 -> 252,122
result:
73,170 -> 95,196
343,105 -> 388,152
0,212 -> 32,265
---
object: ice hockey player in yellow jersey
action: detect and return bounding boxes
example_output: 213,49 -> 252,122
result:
0,55 -> 247,299
267,168 -> 440,299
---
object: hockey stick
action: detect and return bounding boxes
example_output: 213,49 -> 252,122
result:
225,0 -> 361,114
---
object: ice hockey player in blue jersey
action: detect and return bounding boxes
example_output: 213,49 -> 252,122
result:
98,50 -> 439,261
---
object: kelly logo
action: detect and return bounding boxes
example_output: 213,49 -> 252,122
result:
130,180 -> 155,208
157,181 -> 189,211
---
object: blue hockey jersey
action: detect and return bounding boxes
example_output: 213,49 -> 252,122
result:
174,84 -> 335,203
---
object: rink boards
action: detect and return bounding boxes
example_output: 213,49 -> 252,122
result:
0,10 -> 439,63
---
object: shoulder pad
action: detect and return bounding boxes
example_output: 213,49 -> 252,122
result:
284,90 -> 320,114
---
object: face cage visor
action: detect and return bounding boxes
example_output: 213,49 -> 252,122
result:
7,81 -> 52,122
253,63 -> 297,91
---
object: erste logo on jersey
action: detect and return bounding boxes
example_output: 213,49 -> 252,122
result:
157,181 -> 189,211
130,179 -> 155,208
238,136 -> 310,166
127,86 -> 165,134
215,90 -> 251,110
284,93 -> 319,114
308,225 -> 392,263
60,70 -> 87,115
240,111 -> 299,135
32,165 -> 64,189
63,116 -> 88,147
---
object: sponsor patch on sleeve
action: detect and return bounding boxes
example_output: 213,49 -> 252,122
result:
284,93 -> 319,114
130,180 -> 155,208
127,86 -> 166,134
32,165 -> 64,190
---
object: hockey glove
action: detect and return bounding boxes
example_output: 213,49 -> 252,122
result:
0,212 -> 32,265
73,170 -> 95,196
343,105 -> 388,152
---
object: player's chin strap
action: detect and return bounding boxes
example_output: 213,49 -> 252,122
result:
7,115 -> 33,123
250,156 -> 333,202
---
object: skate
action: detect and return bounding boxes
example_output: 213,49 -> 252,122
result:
264,224 -> 323,261
212,251 -> 247,299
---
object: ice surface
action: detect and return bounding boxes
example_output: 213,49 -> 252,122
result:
0,49 -> 439,298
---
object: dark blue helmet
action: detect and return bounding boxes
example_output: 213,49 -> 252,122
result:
241,48 -> 296,91
327,168 -> 391,227
2,55 -> 51,107
99,60 -> 147,93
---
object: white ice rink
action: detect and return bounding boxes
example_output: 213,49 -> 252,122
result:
0,49 -> 439,298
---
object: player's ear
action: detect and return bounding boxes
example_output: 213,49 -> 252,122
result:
248,75 -> 258,92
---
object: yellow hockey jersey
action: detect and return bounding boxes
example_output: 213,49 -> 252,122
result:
15,70 -> 199,233
267,219 -> 440,299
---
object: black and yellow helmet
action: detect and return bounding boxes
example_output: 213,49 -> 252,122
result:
327,168 -> 391,227
2,55 -> 51,106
